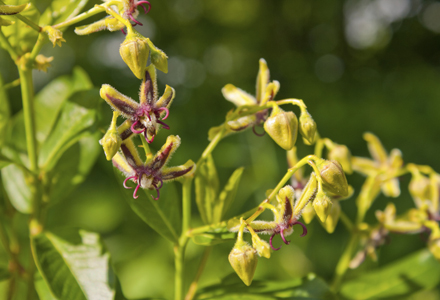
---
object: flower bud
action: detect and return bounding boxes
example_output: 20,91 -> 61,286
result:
328,144 -> 353,175
313,190 -> 333,223
320,200 -> 341,234
43,26 -> 66,47
99,129 -> 122,161
120,32 -> 150,79
252,236 -> 271,259
299,111 -> 317,145
264,107 -> 298,151
146,38 -> 168,73
316,159 -> 349,197
0,3 -> 29,15
301,202 -> 315,224
228,241 -> 258,286
0,17 -> 14,26
34,55 -> 53,72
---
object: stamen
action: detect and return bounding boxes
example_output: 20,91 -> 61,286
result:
157,107 -> 169,120
157,120 -> 170,130
123,175 -> 137,189
144,131 -> 155,143
137,1 -> 151,14
129,14 -> 143,26
151,184 -> 160,200
121,28 -> 126,35
252,124 -> 265,137
133,183 -> 141,199
293,221 -> 308,237
269,233 -> 281,251
280,229 -> 290,245
131,120 -> 145,134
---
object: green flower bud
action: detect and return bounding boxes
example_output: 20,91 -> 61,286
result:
0,17 -> 14,26
43,26 -> 66,47
316,159 -> 349,197
252,236 -> 271,259
146,38 -> 168,73
313,190 -> 333,222
264,107 -> 298,151
299,111 -> 317,145
0,3 -> 29,15
99,129 -> 122,161
328,144 -> 353,175
120,32 -> 150,79
228,241 -> 258,286
301,202 -> 315,224
321,201 -> 341,234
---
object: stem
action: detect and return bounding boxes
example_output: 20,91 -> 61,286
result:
196,127 -> 225,168
339,210 -> 354,232
0,30 -> 19,61
18,68 -> 38,174
29,32 -> 47,62
174,178 -> 192,300
182,179 -> 192,235
53,6 -> 105,29
331,233 -> 358,291
174,245 -> 184,300
184,247 -> 212,300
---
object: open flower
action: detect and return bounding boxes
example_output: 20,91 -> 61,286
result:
75,0 -> 151,35
231,186 -> 308,251
112,135 -> 195,199
100,65 -> 174,143
208,59 -> 280,139
352,132 -> 404,197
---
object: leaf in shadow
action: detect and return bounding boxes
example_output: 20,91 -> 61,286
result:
115,170 -> 181,243
340,249 -> 440,299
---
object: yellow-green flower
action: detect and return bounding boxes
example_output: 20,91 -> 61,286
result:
352,132 -> 404,197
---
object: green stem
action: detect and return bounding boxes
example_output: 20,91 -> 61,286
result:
29,32 -> 47,62
182,178 -> 192,235
53,6 -> 105,29
339,210 -> 354,232
196,127 -> 225,168
174,245 -> 185,300
184,247 -> 212,300
0,30 -> 18,61
331,233 -> 358,291
18,68 -> 38,173
174,178 -> 192,300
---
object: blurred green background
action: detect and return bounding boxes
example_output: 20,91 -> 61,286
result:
1,0 -> 440,298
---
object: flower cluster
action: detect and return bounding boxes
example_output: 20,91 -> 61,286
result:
97,4 -> 194,200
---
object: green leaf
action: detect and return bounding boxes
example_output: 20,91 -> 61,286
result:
213,167 -> 244,223
195,154 -> 219,224
115,170 -> 181,243
35,271 -> 57,300
340,249 -> 440,299
0,73 -> 10,148
38,96 -> 97,171
44,132 -> 100,206
40,0 -> 88,27
0,267 -> 10,282
195,273 -> 335,300
1,163 -> 32,213
31,230 -> 115,300
34,67 -> 93,145
1,1 -> 40,55
0,154 -> 12,169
